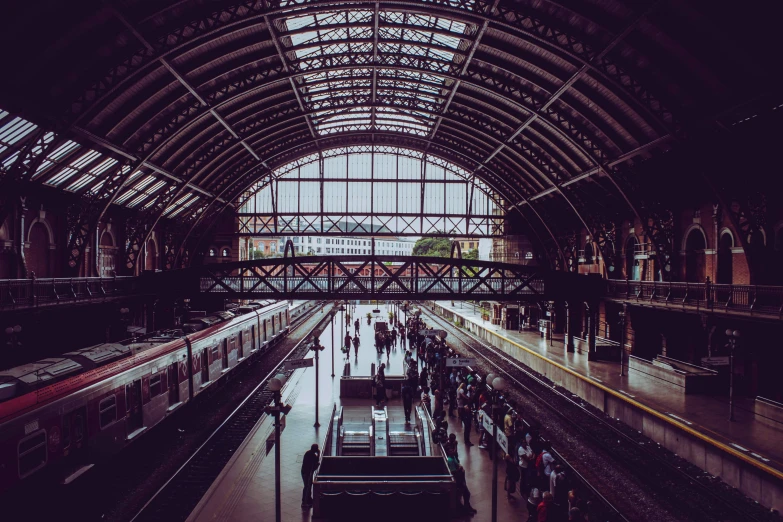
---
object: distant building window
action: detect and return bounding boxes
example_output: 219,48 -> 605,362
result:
294,237 -> 299,243
308,237 -> 312,243
208,248 -> 217,257
317,238 -> 322,244
221,248 -> 230,257
317,248 -> 322,253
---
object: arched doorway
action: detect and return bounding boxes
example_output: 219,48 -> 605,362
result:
625,235 -> 640,280
145,239 -> 158,271
27,222 -> 50,277
684,228 -> 707,282
99,231 -> 117,277
717,231 -> 733,284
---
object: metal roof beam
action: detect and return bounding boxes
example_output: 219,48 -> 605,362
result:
108,5 -> 267,171
72,127 -> 225,203
264,14 -> 320,141
473,2 -> 660,174
428,0 -> 498,147
371,2 -> 380,134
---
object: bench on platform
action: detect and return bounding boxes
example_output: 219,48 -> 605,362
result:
629,355 -> 718,394
755,396 -> 783,431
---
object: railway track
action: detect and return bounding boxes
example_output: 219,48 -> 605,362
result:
129,304 -> 330,522
418,305 -> 779,522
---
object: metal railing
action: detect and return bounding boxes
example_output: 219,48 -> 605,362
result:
606,280 -> 783,318
0,276 -> 140,310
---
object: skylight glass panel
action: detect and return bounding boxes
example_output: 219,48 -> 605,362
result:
44,150 -> 102,187
32,140 -> 81,179
64,157 -> 118,192
283,8 -> 470,137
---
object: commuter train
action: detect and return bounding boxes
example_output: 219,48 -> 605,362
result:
0,300 -> 317,494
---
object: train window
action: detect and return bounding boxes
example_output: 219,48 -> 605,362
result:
18,430 -> 47,478
62,418 -> 71,449
150,374 -> 162,397
99,396 -> 117,429
74,415 -> 84,442
210,346 -> 219,361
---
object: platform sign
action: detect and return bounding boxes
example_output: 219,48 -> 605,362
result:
446,357 -> 476,368
480,410 -> 493,434
496,430 -> 509,454
701,356 -> 730,366
284,358 -> 314,371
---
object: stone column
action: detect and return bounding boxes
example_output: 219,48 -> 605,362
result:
586,302 -> 598,360
565,302 -> 575,353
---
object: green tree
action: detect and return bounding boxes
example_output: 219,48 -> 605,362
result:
463,248 -> 479,260
412,237 -> 452,257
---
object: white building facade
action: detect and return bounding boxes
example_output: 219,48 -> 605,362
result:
285,235 -> 414,256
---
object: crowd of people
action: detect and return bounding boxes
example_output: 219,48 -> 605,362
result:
371,310 -> 601,522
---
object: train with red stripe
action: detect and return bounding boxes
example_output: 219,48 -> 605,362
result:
0,300 -> 317,493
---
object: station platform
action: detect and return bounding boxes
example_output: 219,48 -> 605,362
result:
185,304 -> 525,522
431,301 -> 783,512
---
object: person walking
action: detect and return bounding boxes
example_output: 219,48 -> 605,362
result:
402,381 -> 414,422
352,334 -> 360,357
344,331 -> 352,359
301,444 -> 320,507
354,318 -> 360,336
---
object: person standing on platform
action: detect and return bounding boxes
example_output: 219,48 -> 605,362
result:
505,453 -> 520,500
375,363 -> 386,407
537,491 -> 554,522
354,318 -> 360,336
352,334 -> 360,357
385,334 -> 392,357
454,464 -> 477,514
460,403 -> 474,446
402,381 -> 414,422
517,433 -> 534,496
301,444 -> 320,508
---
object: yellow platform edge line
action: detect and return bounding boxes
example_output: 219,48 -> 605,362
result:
444,306 -> 783,482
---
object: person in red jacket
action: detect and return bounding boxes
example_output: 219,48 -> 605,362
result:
537,491 -> 554,521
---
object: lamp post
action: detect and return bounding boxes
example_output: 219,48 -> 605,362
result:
264,373 -> 292,522
311,337 -> 325,427
4,325 -> 22,350
725,329 -> 741,421
618,309 -> 627,377
488,375 -> 506,522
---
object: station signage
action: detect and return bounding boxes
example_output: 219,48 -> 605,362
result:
700,356 -> 730,366
284,358 -> 314,371
445,357 -> 477,368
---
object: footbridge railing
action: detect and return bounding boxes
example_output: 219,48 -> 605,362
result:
188,256 -> 596,302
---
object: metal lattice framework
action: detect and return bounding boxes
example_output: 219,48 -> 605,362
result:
191,255 -> 595,301
0,0 -> 778,274
236,145 -> 505,237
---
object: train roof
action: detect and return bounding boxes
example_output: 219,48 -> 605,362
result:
0,358 -> 84,401
62,343 -> 130,368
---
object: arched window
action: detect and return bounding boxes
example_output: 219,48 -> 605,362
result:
684,228 -> 707,282
625,235 -> 640,280
208,248 -> 217,257
145,239 -> 157,271
717,231 -> 733,284
27,222 -> 50,277
221,248 -> 230,258
582,242 -> 594,265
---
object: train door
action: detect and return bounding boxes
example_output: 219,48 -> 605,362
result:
62,407 -> 87,465
263,320 -> 267,342
125,380 -> 143,434
201,349 -> 209,383
250,325 -> 256,351
167,362 -> 179,404
222,339 -> 229,369
238,331 -> 244,359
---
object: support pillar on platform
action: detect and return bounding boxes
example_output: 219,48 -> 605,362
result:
565,302 -> 575,353
586,302 -> 597,360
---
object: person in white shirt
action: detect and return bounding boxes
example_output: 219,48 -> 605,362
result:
549,464 -> 566,504
517,433 -> 534,494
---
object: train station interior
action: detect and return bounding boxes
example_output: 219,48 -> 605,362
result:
0,0 -> 782,520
